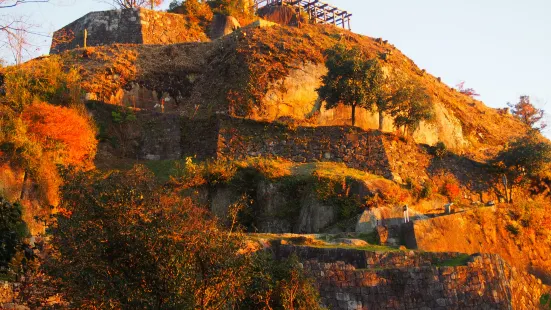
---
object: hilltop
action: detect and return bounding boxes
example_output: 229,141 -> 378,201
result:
55,20 -> 529,156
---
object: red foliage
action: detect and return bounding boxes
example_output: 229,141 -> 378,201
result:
443,182 -> 461,201
456,81 -> 480,98
22,102 -> 97,170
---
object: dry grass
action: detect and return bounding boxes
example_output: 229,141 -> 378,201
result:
292,162 -> 382,182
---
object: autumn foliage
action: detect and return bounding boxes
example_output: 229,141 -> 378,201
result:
22,102 -> 97,170
442,182 -> 461,202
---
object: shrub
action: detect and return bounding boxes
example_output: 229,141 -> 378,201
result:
243,253 -> 322,309
0,197 -> 28,270
433,141 -> 448,158
419,182 -> 433,199
505,222 -> 521,236
44,166 -> 321,309
22,101 -> 97,170
1,56 -> 82,111
45,166 -> 252,308
442,181 -> 461,202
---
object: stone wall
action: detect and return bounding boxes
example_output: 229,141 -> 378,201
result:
51,9 -> 208,54
274,246 -> 549,310
181,117 -> 220,160
89,102 -> 181,160
274,245 -> 463,269
216,117 -> 394,179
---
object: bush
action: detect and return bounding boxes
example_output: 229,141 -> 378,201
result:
505,222 -> 521,236
442,181 -> 461,202
1,56 -> 82,111
242,253 -> 322,310
0,197 -> 28,270
420,182 -> 433,199
433,141 -> 448,158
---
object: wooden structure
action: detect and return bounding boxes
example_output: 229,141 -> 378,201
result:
254,0 -> 352,30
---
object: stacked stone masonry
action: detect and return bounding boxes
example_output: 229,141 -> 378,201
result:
51,9 -> 207,54
273,245 -> 549,310
213,117 -> 394,179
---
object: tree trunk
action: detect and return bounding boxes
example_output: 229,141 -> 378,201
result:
378,110 -> 384,131
20,170 -> 28,200
351,105 -> 356,127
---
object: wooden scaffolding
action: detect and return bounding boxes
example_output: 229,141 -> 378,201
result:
254,0 -> 352,30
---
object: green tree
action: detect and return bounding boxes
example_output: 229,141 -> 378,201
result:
241,252 -> 322,310
209,0 -> 254,24
0,197 -> 28,270
491,135 -> 551,203
390,79 -> 435,136
318,44 -> 383,127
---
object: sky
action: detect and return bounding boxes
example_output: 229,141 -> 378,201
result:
3,0 -> 551,133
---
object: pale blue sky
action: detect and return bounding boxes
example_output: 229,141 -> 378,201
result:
3,0 -> 551,132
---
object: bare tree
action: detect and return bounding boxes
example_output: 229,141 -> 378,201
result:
99,0 -> 163,9
0,1 -> 50,64
0,0 -> 49,9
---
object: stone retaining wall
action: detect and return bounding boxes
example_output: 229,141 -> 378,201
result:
51,9 -> 208,54
216,117 -> 394,179
274,246 -> 549,310
274,245 -> 463,269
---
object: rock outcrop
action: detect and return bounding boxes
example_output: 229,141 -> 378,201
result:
209,14 -> 241,39
410,207 -> 551,284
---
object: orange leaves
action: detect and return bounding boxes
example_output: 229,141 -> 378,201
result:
22,101 -> 97,170
443,182 -> 461,202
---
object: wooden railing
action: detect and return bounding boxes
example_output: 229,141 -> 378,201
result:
254,0 -> 352,30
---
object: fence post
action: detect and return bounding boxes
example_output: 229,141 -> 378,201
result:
84,29 -> 88,48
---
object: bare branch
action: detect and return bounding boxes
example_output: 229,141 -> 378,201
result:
0,0 -> 50,9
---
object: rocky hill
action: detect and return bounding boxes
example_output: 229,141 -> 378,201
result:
57,21 -> 529,156
4,7 -> 550,309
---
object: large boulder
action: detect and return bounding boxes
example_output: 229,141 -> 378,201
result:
257,5 -> 302,27
209,14 -> 241,39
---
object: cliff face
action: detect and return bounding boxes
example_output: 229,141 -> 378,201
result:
411,206 -> 551,284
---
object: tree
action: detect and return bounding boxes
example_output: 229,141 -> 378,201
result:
0,197 -> 28,270
22,101 -> 97,170
390,79 -> 435,136
456,81 -> 480,98
491,135 -> 551,203
209,0 -> 255,24
317,44 -> 380,127
100,0 -> 163,9
364,58 -> 393,130
45,166 -> 253,309
41,165 -> 322,309
170,0 -> 214,27
0,1 -> 49,65
508,95 -> 546,131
